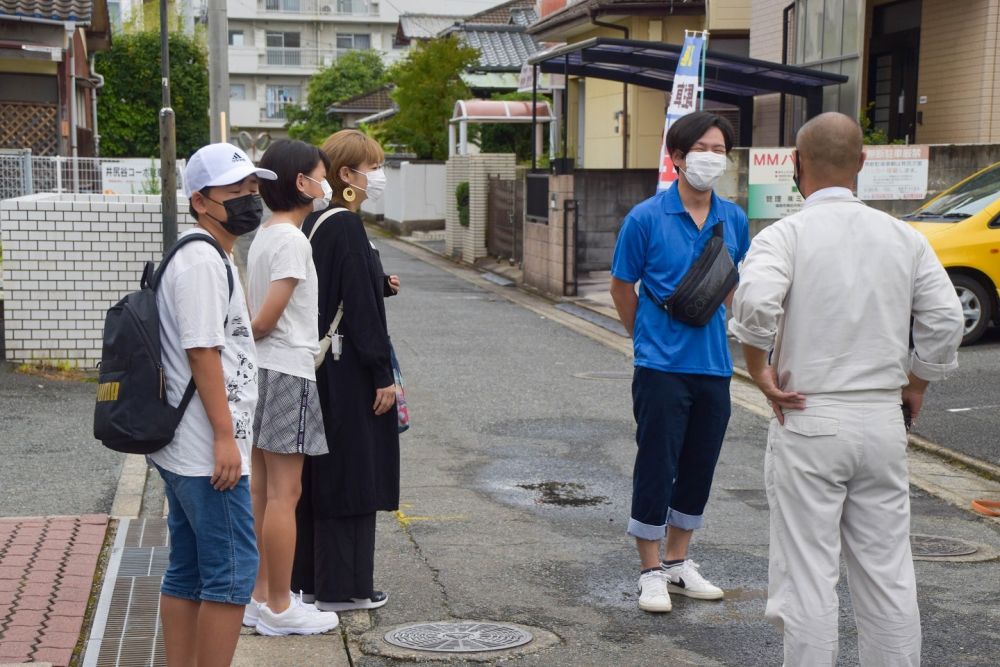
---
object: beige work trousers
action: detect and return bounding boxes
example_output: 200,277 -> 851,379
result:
765,397 -> 921,667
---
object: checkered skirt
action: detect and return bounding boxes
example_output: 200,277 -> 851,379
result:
252,368 -> 328,456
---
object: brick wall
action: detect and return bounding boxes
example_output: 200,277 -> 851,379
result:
1,193 -> 192,366
445,154 -> 517,264
524,174 -> 575,296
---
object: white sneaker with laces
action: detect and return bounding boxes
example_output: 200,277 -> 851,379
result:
662,560 -> 724,600
242,598 -> 262,627
255,596 -> 340,636
637,570 -> 672,612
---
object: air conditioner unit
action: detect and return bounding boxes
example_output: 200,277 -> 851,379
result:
320,4 -> 331,12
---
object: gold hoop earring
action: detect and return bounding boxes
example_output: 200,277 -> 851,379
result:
342,186 -> 356,203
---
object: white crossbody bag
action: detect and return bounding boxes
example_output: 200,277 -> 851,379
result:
308,207 -> 346,369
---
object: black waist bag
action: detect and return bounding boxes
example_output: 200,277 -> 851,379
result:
93,234 -> 232,454
645,222 -> 738,327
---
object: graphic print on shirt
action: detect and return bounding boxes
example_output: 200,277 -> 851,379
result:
234,412 -> 251,440
230,315 -> 251,339
226,351 -> 256,402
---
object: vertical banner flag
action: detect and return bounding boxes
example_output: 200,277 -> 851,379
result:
657,32 -> 707,191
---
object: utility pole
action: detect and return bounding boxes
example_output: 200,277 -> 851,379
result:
159,0 -> 177,251
207,0 -> 230,143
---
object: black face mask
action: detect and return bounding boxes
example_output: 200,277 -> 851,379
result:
205,193 -> 263,236
792,154 -> 804,196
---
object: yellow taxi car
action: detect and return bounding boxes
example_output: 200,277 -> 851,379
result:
903,161 -> 1000,345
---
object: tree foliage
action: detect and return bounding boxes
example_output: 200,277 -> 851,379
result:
95,31 -> 209,158
285,50 -> 387,146
383,36 -> 480,160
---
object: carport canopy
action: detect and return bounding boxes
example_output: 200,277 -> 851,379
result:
527,37 -> 849,146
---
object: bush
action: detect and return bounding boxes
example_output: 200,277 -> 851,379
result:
456,181 -> 470,227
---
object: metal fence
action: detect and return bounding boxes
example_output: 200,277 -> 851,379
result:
0,150 -> 105,200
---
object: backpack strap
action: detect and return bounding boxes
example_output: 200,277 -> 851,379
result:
306,207 -> 347,243
155,232 -> 236,417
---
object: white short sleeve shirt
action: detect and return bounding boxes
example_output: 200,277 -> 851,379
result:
246,222 -> 321,380
148,229 -> 259,477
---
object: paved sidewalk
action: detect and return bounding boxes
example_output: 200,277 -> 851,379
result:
0,515 -> 108,666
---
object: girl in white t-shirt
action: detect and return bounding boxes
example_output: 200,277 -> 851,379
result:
244,140 -> 338,636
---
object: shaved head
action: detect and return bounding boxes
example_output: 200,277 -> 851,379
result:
796,112 -> 864,180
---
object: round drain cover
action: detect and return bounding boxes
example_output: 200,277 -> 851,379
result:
911,534 -> 978,558
573,371 -> 632,380
384,621 -> 533,653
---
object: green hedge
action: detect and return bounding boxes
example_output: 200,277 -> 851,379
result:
456,181 -> 470,227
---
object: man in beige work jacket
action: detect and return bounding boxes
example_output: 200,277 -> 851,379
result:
729,112 -> 964,666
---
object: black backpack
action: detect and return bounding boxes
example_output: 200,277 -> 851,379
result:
93,233 -> 234,454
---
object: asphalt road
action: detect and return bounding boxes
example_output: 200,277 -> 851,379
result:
356,239 -> 1000,666
0,362 -> 122,517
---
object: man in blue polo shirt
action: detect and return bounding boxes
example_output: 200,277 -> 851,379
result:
610,111 -> 750,613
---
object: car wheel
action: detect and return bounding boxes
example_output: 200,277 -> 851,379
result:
951,274 -> 992,346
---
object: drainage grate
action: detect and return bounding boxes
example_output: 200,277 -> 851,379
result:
83,518 -> 169,667
573,371 -> 632,380
911,534 -> 978,558
384,621 -> 533,653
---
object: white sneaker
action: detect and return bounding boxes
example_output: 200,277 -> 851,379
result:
662,560 -> 724,600
255,596 -> 340,636
637,570 -> 672,612
242,598 -> 262,627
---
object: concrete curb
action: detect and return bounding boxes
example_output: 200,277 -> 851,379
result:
109,454 -> 146,518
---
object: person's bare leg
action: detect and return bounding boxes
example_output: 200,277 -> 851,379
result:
250,446 -> 268,604
262,451 -> 305,613
160,594 -> 199,666
636,537 -> 662,570
195,601 -> 244,666
664,527 -> 693,562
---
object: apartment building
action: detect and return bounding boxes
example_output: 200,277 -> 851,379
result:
226,0 -> 498,138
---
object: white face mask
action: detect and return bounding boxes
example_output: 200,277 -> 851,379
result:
305,175 -> 333,212
680,151 -> 727,192
352,167 -> 387,202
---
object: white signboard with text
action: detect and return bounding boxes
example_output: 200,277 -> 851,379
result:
748,148 -> 803,219
101,159 -> 185,195
858,145 -> 929,200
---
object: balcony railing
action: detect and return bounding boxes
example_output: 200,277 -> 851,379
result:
261,103 -> 297,121
257,0 -> 378,15
260,48 -> 338,69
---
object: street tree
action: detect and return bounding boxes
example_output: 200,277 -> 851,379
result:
383,35 -> 480,160
95,31 -> 209,158
285,50 -> 387,146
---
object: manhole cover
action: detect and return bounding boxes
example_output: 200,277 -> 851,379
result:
573,371 -> 632,380
911,534 -> 978,558
384,621 -> 533,653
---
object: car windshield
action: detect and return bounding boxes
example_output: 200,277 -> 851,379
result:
906,163 -> 1000,221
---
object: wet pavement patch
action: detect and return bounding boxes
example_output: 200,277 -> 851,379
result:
518,481 -> 609,507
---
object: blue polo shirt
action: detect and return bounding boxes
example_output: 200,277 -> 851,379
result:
611,184 -> 750,377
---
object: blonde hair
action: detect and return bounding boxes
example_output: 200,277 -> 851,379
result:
321,129 -> 385,205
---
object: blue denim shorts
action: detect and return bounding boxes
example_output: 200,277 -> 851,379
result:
154,463 -> 258,605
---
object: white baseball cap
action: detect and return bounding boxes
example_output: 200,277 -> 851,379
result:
183,143 -> 277,198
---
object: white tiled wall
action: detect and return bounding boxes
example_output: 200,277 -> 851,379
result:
0,193 -> 193,366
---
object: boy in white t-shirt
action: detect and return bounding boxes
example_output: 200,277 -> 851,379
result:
150,143 -> 275,666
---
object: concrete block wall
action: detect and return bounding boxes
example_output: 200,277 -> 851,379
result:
445,154 -> 516,264
524,174 -> 575,296
0,193 -> 193,366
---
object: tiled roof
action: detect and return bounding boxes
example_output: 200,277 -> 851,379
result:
0,0 -> 96,22
327,84 -> 396,115
509,7 -> 537,26
449,24 -> 539,70
467,0 -> 537,25
398,13 -> 464,40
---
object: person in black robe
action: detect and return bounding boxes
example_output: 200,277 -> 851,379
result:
292,129 -> 399,611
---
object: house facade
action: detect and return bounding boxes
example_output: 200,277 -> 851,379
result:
0,0 -> 112,156
751,0 -> 1000,146
528,0 -> 752,169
